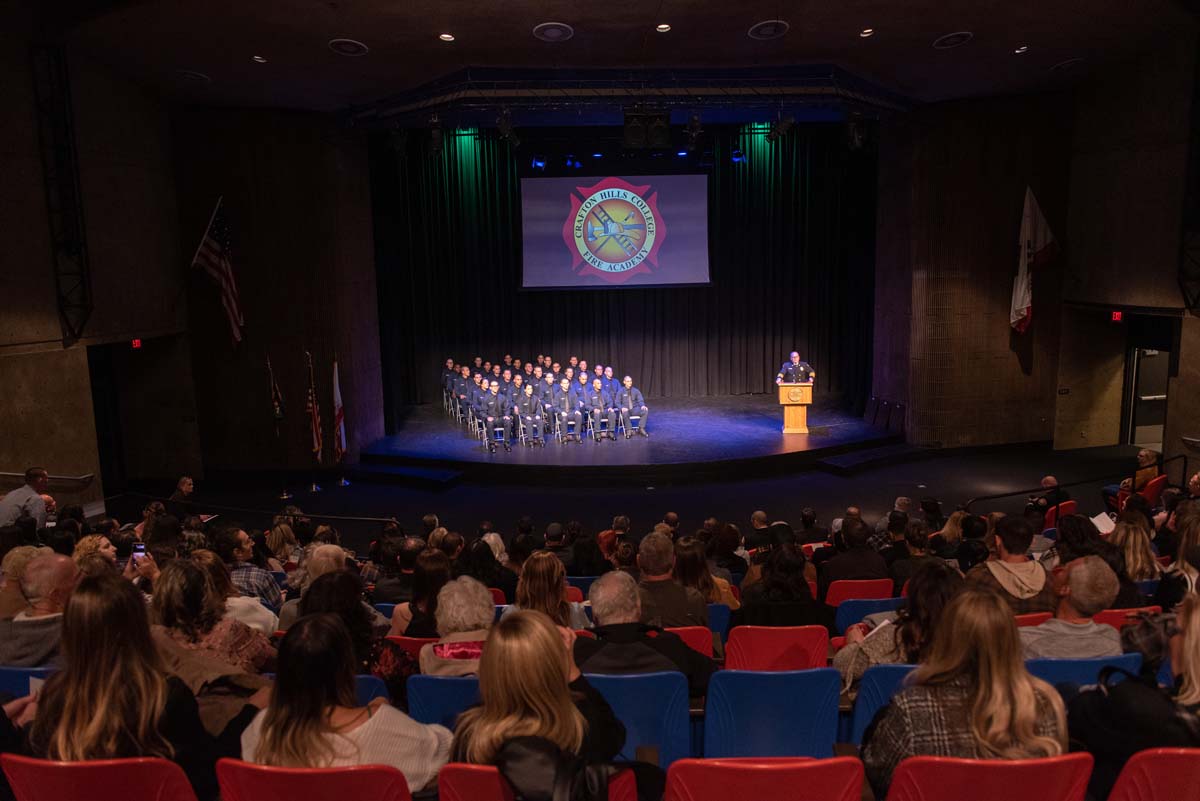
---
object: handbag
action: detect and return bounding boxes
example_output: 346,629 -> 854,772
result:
495,736 -> 622,801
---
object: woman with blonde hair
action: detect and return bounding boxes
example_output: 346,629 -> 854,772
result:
4,573 -> 268,800
1109,515 -> 1162,582
862,586 -> 1067,797
933,510 -> 967,550
1166,511 -> 1200,595
265,523 -> 298,571
501,550 -> 589,629
191,549 -> 278,635
673,537 -> 739,609
242,613 -> 450,791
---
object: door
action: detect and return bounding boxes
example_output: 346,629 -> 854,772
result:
1128,348 -> 1168,451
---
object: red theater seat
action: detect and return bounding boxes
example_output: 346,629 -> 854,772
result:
439,763 -> 636,801
664,757 -> 863,801
666,626 -> 715,657
1,755 -> 197,801
1107,748 -> 1200,801
884,754 -> 1093,801
1015,612 -> 1053,628
386,635 -> 438,659
217,759 -> 411,801
1043,501 -> 1078,531
1094,606 -> 1161,630
725,625 -> 828,671
488,587 -> 506,604
565,585 -> 584,602
825,579 -> 893,607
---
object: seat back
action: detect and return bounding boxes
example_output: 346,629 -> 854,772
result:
1025,653 -> 1143,687
725,625 -> 828,671
1136,579 -> 1160,597
664,757 -> 862,801
1,754 -> 197,801
0,666 -> 54,698
565,585 -> 584,603
835,597 -> 904,635
1043,501 -> 1079,530
439,764 -> 637,801
1106,747 -> 1200,801
1140,474 -> 1169,506
386,635 -> 438,660
1094,607 -> 1162,630
849,664 -> 916,745
356,674 -> 389,705
703,669 -> 839,758
1015,612 -> 1053,627
885,754 -> 1093,801
216,758 -> 411,801
566,576 -> 599,598
374,603 -> 396,619
585,672 -> 690,767
824,579 -> 894,607
666,626 -> 715,657
488,587 -> 506,605
706,603 -> 732,639
407,675 -> 481,729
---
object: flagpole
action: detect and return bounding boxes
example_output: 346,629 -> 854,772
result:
268,356 -> 293,500
334,352 -> 350,487
305,350 -> 322,494
190,196 -> 223,267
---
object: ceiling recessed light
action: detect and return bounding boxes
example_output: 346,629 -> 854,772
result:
932,31 -> 973,50
175,69 -> 212,84
328,38 -> 369,57
859,28 -> 874,38
439,33 -> 455,42
532,22 -> 575,42
747,19 -> 790,41
1049,57 -> 1085,73
1014,45 -> 1029,54
656,23 -> 671,33
251,55 -> 267,63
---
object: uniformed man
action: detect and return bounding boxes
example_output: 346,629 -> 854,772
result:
776,352 -> 816,384
483,381 -> 512,453
616,375 -> 649,437
532,365 -> 544,388
516,382 -> 544,445
573,371 -> 591,413
500,368 -> 514,401
588,378 -> 617,440
452,366 -> 472,417
469,373 -> 488,414
568,355 -> 580,372
441,358 -> 456,389
523,361 -> 535,382
502,354 -> 514,372
550,362 -> 562,383
602,365 -> 617,394
592,363 -> 606,391
563,366 -> 575,387
553,377 -> 583,443
512,358 -> 523,376
578,359 -> 589,379
472,356 -> 483,372
508,374 -> 526,438
490,364 -> 502,382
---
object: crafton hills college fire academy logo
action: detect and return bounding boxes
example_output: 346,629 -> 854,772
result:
561,177 -> 667,285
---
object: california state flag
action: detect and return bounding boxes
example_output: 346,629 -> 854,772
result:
332,358 -> 347,463
1010,187 -> 1057,332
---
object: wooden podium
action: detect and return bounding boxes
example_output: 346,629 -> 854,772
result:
778,382 -> 813,434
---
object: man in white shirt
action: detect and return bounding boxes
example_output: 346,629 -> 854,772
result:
0,553 -> 80,666
0,468 -> 50,528
1020,555 -> 1122,659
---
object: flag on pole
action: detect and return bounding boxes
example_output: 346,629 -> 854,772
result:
1010,186 -> 1057,333
191,197 -> 246,343
267,356 -> 284,435
305,351 -> 323,463
332,357 -> 347,463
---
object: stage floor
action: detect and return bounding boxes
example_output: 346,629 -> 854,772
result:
361,395 -> 897,482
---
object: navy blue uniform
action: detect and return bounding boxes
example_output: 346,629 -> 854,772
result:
615,385 -> 649,434
552,386 -> 583,439
515,393 -> 543,440
586,388 -> 617,435
777,360 -> 814,383
482,392 -> 511,439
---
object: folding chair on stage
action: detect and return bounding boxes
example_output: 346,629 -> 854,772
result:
617,409 -> 644,438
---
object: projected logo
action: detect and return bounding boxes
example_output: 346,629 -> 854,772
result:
562,177 -> 666,284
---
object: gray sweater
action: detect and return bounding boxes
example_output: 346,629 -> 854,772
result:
1019,618 -> 1122,660
0,613 -> 63,667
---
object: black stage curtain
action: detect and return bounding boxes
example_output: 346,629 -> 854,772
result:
370,124 -> 876,432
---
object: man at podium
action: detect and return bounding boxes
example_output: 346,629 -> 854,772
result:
776,352 -> 815,384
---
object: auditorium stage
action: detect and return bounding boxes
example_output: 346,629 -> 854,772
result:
357,395 -> 899,485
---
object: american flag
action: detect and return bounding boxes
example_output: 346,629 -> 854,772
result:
332,358 -> 346,463
191,197 -> 245,343
305,350 -> 323,463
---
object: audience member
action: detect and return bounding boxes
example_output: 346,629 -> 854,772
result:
951,514 -> 991,571
570,532 -> 613,577
877,511 -> 911,565
637,533 -> 708,628
709,524 -> 748,576
71,534 -> 116,568
0,545 -> 49,619
242,613 -> 449,790
421,513 -> 440,539
673,536 -> 739,608
543,523 -> 574,572
834,561 -> 963,697
506,533 -> 537,575
504,551 -> 590,629
1019,555 -> 1121,659
817,519 -> 888,603
0,468 -> 49,528
191,549 -> 278,635
459,538 -> 518,602
434,530 -> 464,562
1109,515 -> 1162,582
151,560 -> 276,674
6,573 -> 266,801
0,553 -> 78,666
797,507 -> 829,545
265,523 -> 298,571
375,536 -> 424,604
419,576 -> 495,676
388,549 -> 452,637
481,532 -> 508,566
211,525 -> 282,608
872,497 -> 912,539
1043,515 -> 1145,609
277,544 -> 350,630
919,497 -> 947,532
889,522 -> 942,596
733,543 -> 827,628
134,500 -> 166,540
745,510 -> 772,550
964,516 -> 1055,614
575,571 -> 715,696
597,515 -> 630,558
862,587 -> 1067,797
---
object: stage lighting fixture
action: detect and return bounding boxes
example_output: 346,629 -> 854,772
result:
731,148 -> 745,163
592,152 -> 603,158
685,113 -> 703,152
497,108 -> 520,149
429,113 -> 443,157
676,150 -> 687,157
439,33 -> 455,42
531,156 -> 546,170
565,155 -> 583,168
1014,45 -> 1029,54
656,23 -> 672,33
765,115 -> 795,143
251,55 -> 268,63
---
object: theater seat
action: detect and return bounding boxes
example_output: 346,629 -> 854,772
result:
488,587 -> 506,605
1043,501 -> 1078,531
566,576 -> 600,598
216,758 -> 411,801
407,675 -> 481,729
664,757 -> 863,801
0,666 -> 54,698
586,672 -> 690,767
703,669 -> 840,758
440,763 -> 637,801
1,754 -> 197,801
1106,748 -> 1200,801
885,753 -> 1093,801
1025,654 -> 1142,687
725,625 -> 828,671
1015,612 -> 1053,627
848,664 -> 916,745
1094,607 -> 1162,630
386,635 -> 438,660
824,579 -> 893,607
834,597 -> 904,635
374,603 -> 396,619
706,603 -> 732,640
665,626 -> 715,657
565,586 -> 584,603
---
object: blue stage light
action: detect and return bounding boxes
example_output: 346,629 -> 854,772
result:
676,150 -> 688,157
592,152 -> 603,158
531,156 -> 546,169
730,148 -> 745,163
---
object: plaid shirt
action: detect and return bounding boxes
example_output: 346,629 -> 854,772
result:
230,562 -> 282,608
963,562 -> 1057,615
862,675 -> 1063,797
867,528 -> 892,552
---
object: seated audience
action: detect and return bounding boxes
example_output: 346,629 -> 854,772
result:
876,511 -> 910,565
374,536 -> 424,604
637,533 -> 708,628
1,573 -> 266,801
570,531 -> 613,577
1164,510 -> 1200,597
834,561 -> 963,696
458,538 -> 518,603
817,519 -> 889,603
733,543 -> 828,628
211,524 -> 282,608
299,572 -> 417,705
389,549 -> 453,637
673,536 -> 739,609
543,523 -> 575,573
242,613 -> 449,791
872,497 -> 912,541
797,507 -> 830,545
503,550 -> 591,629
574,571 -> 715,696
0,468 -> 50,528
1043,515 -> 1146,608
480,532 -> 508,566
965,516 -> 1055,614
419,576 -> 495,676
889,522 -> 943,596
278,544 -> 387,633
745,510 -> 772,551
433,530 -> 464,561
191,549 -> 278,635
1020,555 -> 1122,659
265,523 -> 298,571
919,497 -> 947,533
134,500 -> 166,540
862,587 -> 1067,797
151,560 -> 276,673
0,553 -> 78,666
505,533 -> 537,576
709,524 -> 748,576
0,545 -> 49,619
1102,447 -> 1160,507
613,540 -> 640,581
71,534 -> 117,568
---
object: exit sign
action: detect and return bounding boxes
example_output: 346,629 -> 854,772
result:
1111,311 -> 1123,322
